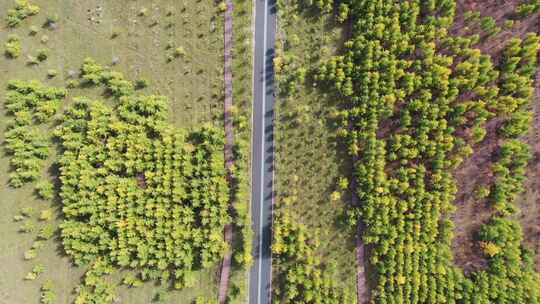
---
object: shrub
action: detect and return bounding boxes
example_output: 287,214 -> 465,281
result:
25,264 -> 45,280
35,181 -> 54,200
47,69 -> 58,78
475,185 -> 491,199
500,111 -> 532,138
24,249 -> 37,260
174,46 -> 186,57
36,48 -> 48,61
218,2 -> 227,12
135,78 -> 149,89
138,7 -> 148,16
40,35 -> 49,44
39,209 -> 53,221
20,207 -> 34,217
5,34 -> 22,58
45,14 -> 59,26
19,220 -> 35,233
40,280 -> 56,304
6,0 -> 40,28
38,224 -> 56,240
26,55 -> 38,65
29,25 -> 39,35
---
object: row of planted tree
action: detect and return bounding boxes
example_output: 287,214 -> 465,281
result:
269,0 -> 540,302
3,57 -> 252,303
314,0 -> 540,303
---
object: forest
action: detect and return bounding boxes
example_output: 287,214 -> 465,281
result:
272,0 -> 540,303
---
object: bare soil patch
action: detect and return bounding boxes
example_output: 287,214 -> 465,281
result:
450,0 -> 540,272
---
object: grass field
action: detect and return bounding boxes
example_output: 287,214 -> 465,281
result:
0,0 -> 247,302
273,3 -> 357,299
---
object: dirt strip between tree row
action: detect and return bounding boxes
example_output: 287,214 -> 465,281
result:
218,0 -> 235,301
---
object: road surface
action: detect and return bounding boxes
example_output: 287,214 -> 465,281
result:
249,0 -> 276,301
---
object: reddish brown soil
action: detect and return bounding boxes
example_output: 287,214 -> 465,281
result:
518,70 -> 540,272
450,1 -> 540,272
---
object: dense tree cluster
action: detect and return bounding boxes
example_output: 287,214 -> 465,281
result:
314,0 -> 540,303
516,0 -> 540,17
231,136 -> 253,267
273,193 -> 351,303
3,80 -> 66,187
5,0 -> 40,27
51,60 -> 230,302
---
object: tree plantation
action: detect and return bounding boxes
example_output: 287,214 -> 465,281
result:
3,59 -> 231,303
272,0 -> 540,303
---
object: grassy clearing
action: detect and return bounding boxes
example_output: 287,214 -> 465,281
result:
0,0 -> 233,302
273,3 -> 357,298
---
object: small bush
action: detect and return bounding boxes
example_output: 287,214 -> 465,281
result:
31,240 -> 44,249
36,48 -> 48,61
40,35 -> 49,44
66,79 -> 79,89
111,27 -> 121,39
138,7 -> 148,16
40,280 -> 56,304
38,224 -> 56,240
24,249 -> 37,260
6,0 -> 40,28
35,181 -> 54,200
25,264 -> 45,280
45,14 -> 59,26
39,209 -> 53,221
218,2 -> 227,12
26,55 -> 38,65
5,34 -> 22,58
20,207 -> 34,217
47,69 -> 58,78
475,185 -> 490,199
135,78 -> 149,89
174,46 -> 186,57
29,25 -> 39,35
19,220 -> 35,233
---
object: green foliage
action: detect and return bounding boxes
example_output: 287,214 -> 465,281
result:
302,0 -> 333,13
122,274 -> 143,288
29,25 -> 39,35
516,0 -> 540,17
24,249 -> 37,260
135,78 -> 149,89
3,80 -> 65,187
20,206 -> 34,217
500,110 -> 532,138
19,220 -> 35,233
273,194 -> 351,303
35,181 -> 54,200
51,61 -> 230,302
152,289 -> 169,303
37,49 -> 48,61
39,209 -> 54,221
40,280 -> 56,304
174,46 -> 186,58
480,16 -> 500,37
47,69 -> 58,78
38,224 -> 56,240
315,0 -> 540,302
80,58 -> 134,97
6,0 -> 40,27
25,264 -> 45,280
5,34 -> 22,58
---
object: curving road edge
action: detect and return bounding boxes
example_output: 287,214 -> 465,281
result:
248,0 -> 276,301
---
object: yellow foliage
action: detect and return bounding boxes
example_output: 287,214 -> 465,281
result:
480,241 -> 502,257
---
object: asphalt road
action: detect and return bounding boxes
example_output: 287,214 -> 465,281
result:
249,0 -> 276,301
